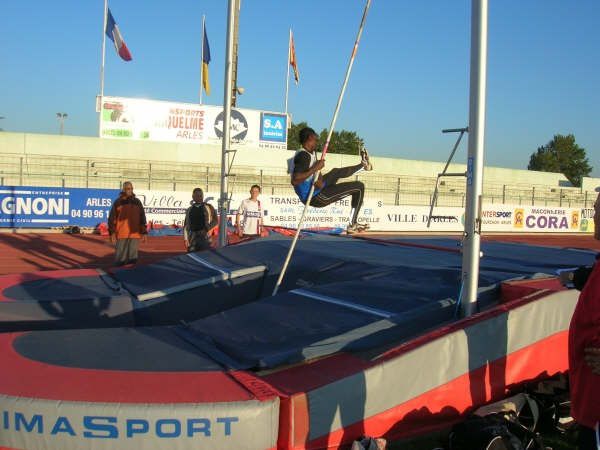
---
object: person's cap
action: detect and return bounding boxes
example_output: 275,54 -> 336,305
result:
596,186 -> 600,192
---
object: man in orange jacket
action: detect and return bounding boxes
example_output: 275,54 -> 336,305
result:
108,181 -> 147,266
569,187 -> 600,450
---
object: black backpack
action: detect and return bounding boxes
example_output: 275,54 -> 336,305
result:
449,393 -> 545,450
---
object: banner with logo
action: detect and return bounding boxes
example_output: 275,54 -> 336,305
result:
139,192 -> 591,234
0,186 -> 119,228
509,206 -> 582,233
0,185 -> 593,233
580,207 -> 595,234
100,96 -> 288,150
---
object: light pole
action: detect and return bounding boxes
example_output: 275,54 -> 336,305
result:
56,113 -> 68,135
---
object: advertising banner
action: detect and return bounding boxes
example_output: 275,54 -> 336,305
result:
100,96 -> 288,150
0,394 -> 279,450
509,206 -> 582,233
580,207 -> 595,234
149,194 -> 588,234
0,186 -> 119,228
138,192 -> 466,232
0,185 -> 593,234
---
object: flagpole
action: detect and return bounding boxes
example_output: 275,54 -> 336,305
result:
200,14 -> 205,104
284,28 -> 291,115
98,0 -> 108,137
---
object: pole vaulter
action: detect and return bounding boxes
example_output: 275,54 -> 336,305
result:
273,0 -> 373,296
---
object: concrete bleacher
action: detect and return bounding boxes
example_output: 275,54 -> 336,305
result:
0,132 -> 597,208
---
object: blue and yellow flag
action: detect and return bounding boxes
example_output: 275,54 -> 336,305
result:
202,25 -> 211,95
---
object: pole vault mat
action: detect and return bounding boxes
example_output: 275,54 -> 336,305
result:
110,252 -> 267,326
0,252 -> 269,332
0,275 -> 581,450
0,327 -> 281,450
0,234 -> 596,333
0,269 -> 134,332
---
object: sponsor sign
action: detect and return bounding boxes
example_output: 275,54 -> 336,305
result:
100,96 -> 288,150
512,207 -> 581,232
260,113 -> 287,143
0,185 -> 593,234
580,208 -> 595,233
0,395 -> 278,450
0,186 -> 119,228
513,208 -> 525,228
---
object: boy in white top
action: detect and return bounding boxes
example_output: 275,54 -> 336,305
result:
236,184 -> 263,237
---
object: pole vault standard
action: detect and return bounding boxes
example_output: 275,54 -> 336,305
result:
272,0 -> 372,296
461,0 -> 488,316
218,0 -> 236,248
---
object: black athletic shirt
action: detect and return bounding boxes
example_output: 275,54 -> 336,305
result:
293,150 -> 322,202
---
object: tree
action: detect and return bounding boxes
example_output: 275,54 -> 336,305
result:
317,129 -> 364,155
287,121 -> 364,155
527,134 -> 592,187
287,121 -> 308,151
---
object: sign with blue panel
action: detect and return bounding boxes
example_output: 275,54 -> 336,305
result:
0,186 -> 120,228
259,113 -> 287,143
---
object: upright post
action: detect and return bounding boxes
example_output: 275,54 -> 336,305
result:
460,0 -> 488,317
218,0 -> 236,247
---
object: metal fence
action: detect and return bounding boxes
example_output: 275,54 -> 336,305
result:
0,152 -> 596,208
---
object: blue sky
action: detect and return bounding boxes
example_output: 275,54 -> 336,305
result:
1,1 -> 598,175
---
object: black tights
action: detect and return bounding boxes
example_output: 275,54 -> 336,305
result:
309,164 -> 364,224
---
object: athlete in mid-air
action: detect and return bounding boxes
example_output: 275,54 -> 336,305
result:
291,126 -> 373,233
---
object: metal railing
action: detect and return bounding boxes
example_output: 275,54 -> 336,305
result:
0,152 -> 595,208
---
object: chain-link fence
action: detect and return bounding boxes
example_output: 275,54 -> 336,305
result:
0,152 -> 596,208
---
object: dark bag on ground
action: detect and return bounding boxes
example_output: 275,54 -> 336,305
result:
448,393 -> 545,450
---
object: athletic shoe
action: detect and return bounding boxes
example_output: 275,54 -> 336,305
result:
346,222 -> 369,234
360,146 -> 373,171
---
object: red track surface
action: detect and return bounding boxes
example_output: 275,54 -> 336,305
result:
0,233 -> 184,276
484,234 -> 600,250
0,232 -> 597,276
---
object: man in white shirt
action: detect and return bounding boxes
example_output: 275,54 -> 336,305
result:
236,184 -> 263,238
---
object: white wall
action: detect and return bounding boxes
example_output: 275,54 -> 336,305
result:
0,131 -> 575,187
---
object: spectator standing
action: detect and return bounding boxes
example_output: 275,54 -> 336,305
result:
108,181 -> 147,266
236,184 -> 263,238
183,187 -> 218,252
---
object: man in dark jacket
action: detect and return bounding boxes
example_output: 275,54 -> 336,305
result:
183,188 -> 218,252
569,187 -> 600,449
108,181 -> 147,266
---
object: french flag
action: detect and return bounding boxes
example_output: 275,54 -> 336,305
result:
105,8 -> 132,61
